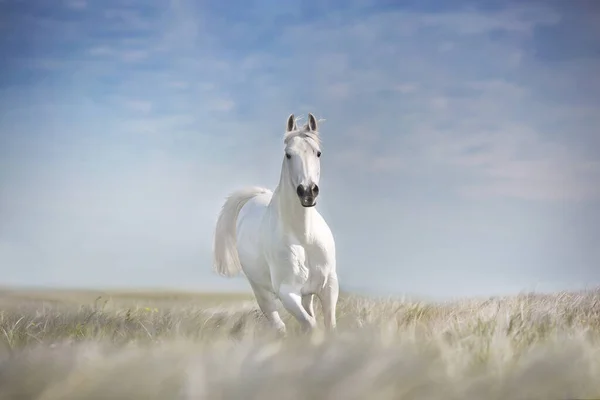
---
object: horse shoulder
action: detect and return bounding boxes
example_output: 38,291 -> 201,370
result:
312,212 -> 336,258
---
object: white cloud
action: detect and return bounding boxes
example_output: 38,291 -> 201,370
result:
429,96 -> 449,110
88,46 -> 114,56
124,99 -> 153,114
419,5 -> 561,35
465,80 -> 529,97
438,41 -> 455,53
103,8 -> 154,32
211,99 -> 235,112
65,0 -> 86,10
120,50 -> 150,63
169,81 -> 190,90
118,114 -> 197,137
393,83 -> 419,94
398,122 -> 600,201
325,83 -> 351,100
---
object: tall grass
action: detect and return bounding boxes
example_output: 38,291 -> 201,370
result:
1,288 -> 599,399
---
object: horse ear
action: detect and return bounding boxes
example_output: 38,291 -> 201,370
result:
286,114 -> 297,132
307,113 -> 318,132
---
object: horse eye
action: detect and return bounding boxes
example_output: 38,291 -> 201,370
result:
286,153 -> 291,159
317,151 -> 321,158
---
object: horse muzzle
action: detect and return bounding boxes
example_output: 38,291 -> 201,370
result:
297,184 -> 319,207
300,196 -> 317,207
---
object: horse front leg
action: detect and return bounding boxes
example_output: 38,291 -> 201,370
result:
301,294 -> 315,318
278,284 -> 317,333
318,273 -> 339,332
248,280 -> 286,335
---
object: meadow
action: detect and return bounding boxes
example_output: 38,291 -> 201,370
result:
1,286 -> 600,400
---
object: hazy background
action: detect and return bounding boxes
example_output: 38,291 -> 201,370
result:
1,0 -> 599,300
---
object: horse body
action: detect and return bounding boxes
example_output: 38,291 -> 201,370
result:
213,113 -> 339,334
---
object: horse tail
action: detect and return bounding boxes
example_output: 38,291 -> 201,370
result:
212,186 -> 268,277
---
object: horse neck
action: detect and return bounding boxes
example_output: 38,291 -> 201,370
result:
271,162 -> 316,240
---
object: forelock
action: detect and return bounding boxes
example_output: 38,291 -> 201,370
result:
283,124 -> 321,149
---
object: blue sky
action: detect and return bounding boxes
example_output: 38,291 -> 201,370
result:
1,0 -> 599,299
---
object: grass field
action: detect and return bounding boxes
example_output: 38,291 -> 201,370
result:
1,286 -> 600,399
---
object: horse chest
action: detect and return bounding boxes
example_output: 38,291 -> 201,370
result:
267,238 -> 327,287
286,243 -> 310,279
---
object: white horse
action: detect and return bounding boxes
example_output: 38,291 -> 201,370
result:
212,113 -> 338,334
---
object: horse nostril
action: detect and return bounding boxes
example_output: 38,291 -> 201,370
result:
312,184 -> 319,196
296,185 -> 305,197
